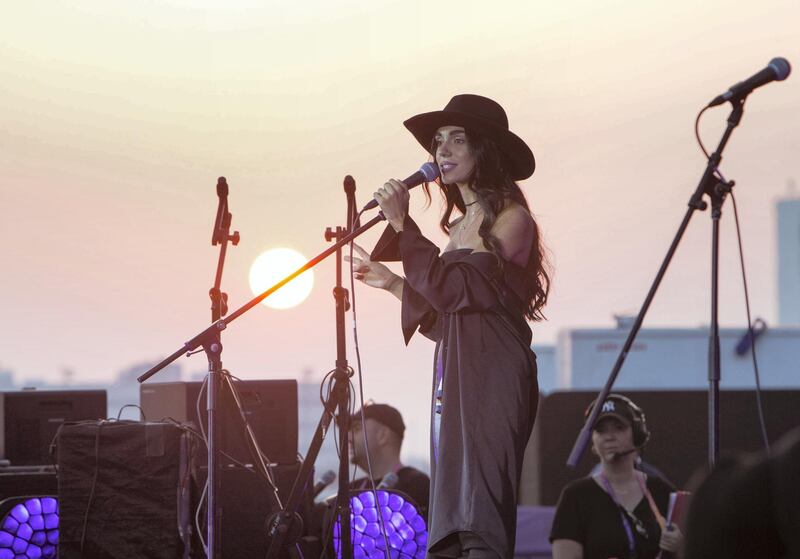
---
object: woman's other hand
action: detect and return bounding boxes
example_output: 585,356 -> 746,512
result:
345,243 -> 402,293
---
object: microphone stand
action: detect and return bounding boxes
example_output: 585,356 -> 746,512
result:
139,177 -> 307,557
207,176 -> 239,557
567,97 -> 746,471
263,175 -> 359,559
202,177 -> 285,557
138,177 -> 387,557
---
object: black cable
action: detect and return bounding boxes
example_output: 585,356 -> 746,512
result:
320,375 -> 352,559
115,403 -> 145,421
347,207 -> 393,558
194,374 -> 258,469
695,105 -> 728,183
319,369 -> 336,407
320,208 -> 394,559
48,422 -> 68,470
696,104 -> 771,455
694,106 -> 712,161
313,364 -> 350,558
193,374 -> 269,553
729,191 -> 771,455
79,420 -> 105,557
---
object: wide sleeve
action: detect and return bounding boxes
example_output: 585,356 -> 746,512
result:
396,215 -> 500,313
371,223 -> 402,262
371,223 -> 440,345
401,281 -> 440,345
549,483 -> 586,544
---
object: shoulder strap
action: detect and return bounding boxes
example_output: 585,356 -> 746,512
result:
637,472 -> 667,530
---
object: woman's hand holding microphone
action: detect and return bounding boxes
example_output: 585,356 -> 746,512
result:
343,179 -> 409,299
372,179 -> 409,233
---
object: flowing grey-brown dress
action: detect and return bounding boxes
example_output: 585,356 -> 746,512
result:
372,215 -> 539,559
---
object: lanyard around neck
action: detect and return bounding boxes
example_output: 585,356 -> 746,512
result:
599,472 -> 638,559
598,470 -> 668,558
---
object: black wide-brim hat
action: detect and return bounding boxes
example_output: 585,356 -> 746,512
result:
403,93 -> 535,181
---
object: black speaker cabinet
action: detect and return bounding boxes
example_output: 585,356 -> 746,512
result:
527,389 -> 800,505
192,461 -> 313,558
0,466 -> 57,501
0,390 -> 106,466
56,421 -> 193,559
140,379 -> 298,465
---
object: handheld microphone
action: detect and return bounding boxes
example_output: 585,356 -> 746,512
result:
708,57 -> 791,107
376,471 -> 399,490
361,163 -> 440,211
313,470 -> 336,498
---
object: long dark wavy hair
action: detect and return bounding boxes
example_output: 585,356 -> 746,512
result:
422,128 -> 551,321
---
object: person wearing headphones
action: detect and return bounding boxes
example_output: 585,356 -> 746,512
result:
549,394 -> 683,559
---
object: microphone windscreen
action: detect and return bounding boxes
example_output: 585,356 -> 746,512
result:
770,57 -> 792,81
419,162 -> 440,182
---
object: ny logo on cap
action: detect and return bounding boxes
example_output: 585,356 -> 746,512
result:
601,401 -> 616,413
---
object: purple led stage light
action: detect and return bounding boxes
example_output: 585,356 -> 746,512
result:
333,489 -> 427,559
0,497 -> 59,559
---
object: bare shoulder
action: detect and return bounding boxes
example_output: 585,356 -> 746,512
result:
494,203 -> 534,233
491,203 -> 535,265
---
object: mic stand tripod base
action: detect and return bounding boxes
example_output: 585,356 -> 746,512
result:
264,365 -> 354,559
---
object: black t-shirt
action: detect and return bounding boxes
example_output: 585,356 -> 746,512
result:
351,466 -> 430,520
549,475 -> 673,559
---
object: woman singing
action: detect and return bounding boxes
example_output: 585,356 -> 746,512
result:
348,94 -> 549,559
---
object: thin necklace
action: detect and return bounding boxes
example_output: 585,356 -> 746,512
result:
453,204 -> 482,244
465,200 -> 478,206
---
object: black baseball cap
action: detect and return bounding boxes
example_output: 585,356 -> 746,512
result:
585,394 -> 650,448
586,394 -> 637,428
351,403 -> 406,439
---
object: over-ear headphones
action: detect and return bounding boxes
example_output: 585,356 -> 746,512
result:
584,393 -> 650,448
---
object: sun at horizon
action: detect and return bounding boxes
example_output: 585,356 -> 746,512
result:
248,247 -> 314,309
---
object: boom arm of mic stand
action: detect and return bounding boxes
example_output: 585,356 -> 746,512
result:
566,202 -> 696,467
566,100 -> 745,469
136,211 -> 387,381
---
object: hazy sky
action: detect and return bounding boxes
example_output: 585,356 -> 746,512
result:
2,0 -> 798,460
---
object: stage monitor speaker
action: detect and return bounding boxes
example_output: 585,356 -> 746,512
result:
0,389 -> 107,466
528,389 -> 800,505
0,466 -> 57,501
140,379 -> 298,465
55,421 -> 193,559
208,461 -> 313,558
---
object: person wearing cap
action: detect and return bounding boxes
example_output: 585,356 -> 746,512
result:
312,404 -> 430,551
550,394 -> 684,559
348,403 -> 430,518
346,94 -> 548,559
